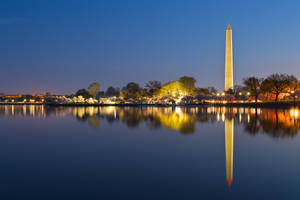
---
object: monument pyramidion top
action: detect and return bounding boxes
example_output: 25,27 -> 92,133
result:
227,24 -> 232,30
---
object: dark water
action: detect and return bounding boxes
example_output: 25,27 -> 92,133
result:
1,105 -> 300,199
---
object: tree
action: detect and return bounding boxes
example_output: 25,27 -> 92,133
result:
195,88 -> 210,95
105,86 -> 120,97
87,116 -> 100,129
138,89 -> 151,98
287,75 -> 300,104
195,87 -> 217,95
225,88 -> 235,95
120,82 -> 140,100
233,85 -> 246,100
243,77 -> 263,102
179,76 -> 196,95
75,89 -> 90,99
157,81 -> 185,97
261,74 -> 289,101
88,82 -> 100,98
145,80 -> 161,96
98,91 -> 105,97
125,82 -> 140,93
207,87 -> 217,95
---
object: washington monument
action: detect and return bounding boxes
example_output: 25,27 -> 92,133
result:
225,24 -> 233,91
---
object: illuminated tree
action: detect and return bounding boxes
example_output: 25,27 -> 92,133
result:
157,81 -> 185,97
261,74 -> 289,101
88,82 -> 100,98
287,75 -> 300,103
179,76 -> 196,95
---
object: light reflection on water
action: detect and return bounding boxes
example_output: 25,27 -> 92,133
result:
1,105 -> 300,138
1,105 -> 300,199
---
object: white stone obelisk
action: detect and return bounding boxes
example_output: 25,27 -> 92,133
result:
225,24 -> 233,91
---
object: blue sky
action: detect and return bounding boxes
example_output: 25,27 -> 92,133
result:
1,0 -> 300,94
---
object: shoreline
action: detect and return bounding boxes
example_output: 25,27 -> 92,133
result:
0,101 -> 299,108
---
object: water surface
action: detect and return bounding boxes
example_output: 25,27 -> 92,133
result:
1,105 -> 300,199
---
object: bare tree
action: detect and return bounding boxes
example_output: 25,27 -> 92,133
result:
287,75 -> 300,104
145,80 -> 161,95
261,74 -> 289,101
243,77 -> 263,102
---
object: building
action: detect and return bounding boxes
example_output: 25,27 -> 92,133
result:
225,24 -> 234,91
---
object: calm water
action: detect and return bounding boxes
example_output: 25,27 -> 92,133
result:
1,105 -> 300,199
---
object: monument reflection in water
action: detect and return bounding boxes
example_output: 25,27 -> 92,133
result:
2,105 -> 299,137
2,105 -> 300,187
225,118 -> 234,187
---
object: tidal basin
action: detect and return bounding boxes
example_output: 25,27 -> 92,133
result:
1,105 -> 300,199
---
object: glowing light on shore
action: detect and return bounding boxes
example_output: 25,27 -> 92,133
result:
290,109 -> 299,118
175,96 -> 183,104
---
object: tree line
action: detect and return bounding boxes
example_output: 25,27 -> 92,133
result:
74,73 -> 300,102
241,73 -> 299,102
74,76 -> 204,100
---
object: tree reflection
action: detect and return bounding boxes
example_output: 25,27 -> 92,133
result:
244,115 -> 260,135
87,115 -> 100,129
2,105 -> 300,137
